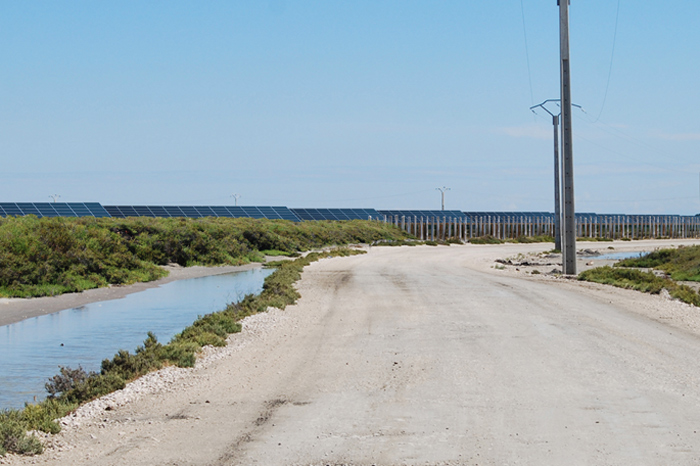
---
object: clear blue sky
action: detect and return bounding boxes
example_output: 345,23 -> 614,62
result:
1,1 -> 698,214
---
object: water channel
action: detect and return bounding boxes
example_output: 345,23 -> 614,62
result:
0,267 -> 273,409
591,251 -> 648,261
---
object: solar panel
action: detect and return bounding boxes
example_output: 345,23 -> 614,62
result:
162,206 -> 184,217
241,207 -> 264,219
193,206 -> 216,217
83,202 -> 111,217
68,203 -> 94,217
131,206 -> 155,217
147,206 -> 170,217
51,204 -> 75,216
117,206 -> 139,217
210,206 -> 233,217
270,206 -> 300,221
378,210 -> 468,221
288,208 -> 383,221
36,203 -> 61,217
315,209 -> 335,220
290,209 -> 312,221
0,203 -> 23,216
333,209 -> 351,221
179,206 -> 201,218
16,203 -> 42,217
0,205 -> 6,217
103,206 -> 123,218
257,207 -> 278,219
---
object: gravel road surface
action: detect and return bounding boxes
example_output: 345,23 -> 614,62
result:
6,242 -> 700,465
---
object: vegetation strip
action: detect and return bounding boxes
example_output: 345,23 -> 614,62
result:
0,216 -> 407,298
579,245 -> 700,306
0,247 -> 365,456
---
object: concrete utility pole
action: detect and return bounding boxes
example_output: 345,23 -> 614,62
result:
530,100 -> 562,252
436,187 -> 450,211
559,0 -> 576,275
231,193 -> 241,206
530,100 -> 583,253
49,194 -> 60,203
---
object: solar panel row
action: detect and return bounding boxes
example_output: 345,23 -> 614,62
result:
3,202 -> 685,222
290,208 -> 382,221
463,212 -> 554,220
103,205 -> 300,221
378,210 -> 469,219
0,202 -> 110,218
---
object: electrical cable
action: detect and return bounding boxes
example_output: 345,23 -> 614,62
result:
519,0 -> 535,108
593,0 -> 621,122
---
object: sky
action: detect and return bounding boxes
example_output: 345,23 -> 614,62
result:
1,1 -> 699,214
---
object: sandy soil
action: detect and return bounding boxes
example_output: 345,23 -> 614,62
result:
0,263 -> 263,327
4,239 -> 700,465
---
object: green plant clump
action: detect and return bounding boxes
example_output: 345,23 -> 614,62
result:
508,235 -> 554,244
469,235 -> 504,244
579,266 -> 700,306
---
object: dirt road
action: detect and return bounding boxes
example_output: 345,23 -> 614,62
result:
9,242 -> 700,465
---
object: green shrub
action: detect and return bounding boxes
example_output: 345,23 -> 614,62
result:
579,266 -> 700,306
45,366 -> 92,398
0,416 -> 43,456
469,235 -> 503,244
510,235 -> 554,244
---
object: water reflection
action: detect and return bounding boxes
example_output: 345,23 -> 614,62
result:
0,268 -> 273,409
591,251 -> 647,261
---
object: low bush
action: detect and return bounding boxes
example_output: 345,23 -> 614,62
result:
0,415 -> 43,456
579,266 -> 700,306
469,235 -> 503,244
509,235 -> 554,244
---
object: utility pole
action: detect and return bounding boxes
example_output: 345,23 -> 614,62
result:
231,193 -> 241,206
531,100 -> 562,252
530,100 -> 583,253
559,0 -> 576,275
436,187 -> 450,211
49,194 -> 60,203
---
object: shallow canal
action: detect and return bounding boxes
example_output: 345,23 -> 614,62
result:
0,267 -> 273,409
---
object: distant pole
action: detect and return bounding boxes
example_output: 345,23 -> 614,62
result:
49,194 -> 60,203
559,0 -> 576,275
530,100 -> 562,252
231,193 -> 241,206
436,187 -> 450,211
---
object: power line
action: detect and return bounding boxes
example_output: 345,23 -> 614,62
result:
519,0 -> 535,106
593,0 -> 621,122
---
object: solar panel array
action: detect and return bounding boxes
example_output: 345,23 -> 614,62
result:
6,202 -> 685,223
463,211 -> 554,219
290,208 -> 383,221
0,202 -> 110,218
379,210 -> 470,219
103,205 -> 300,221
